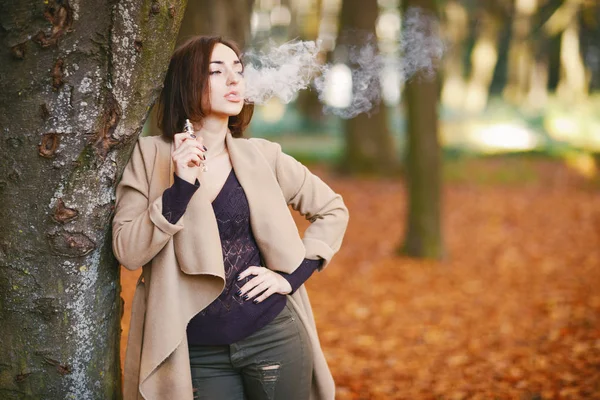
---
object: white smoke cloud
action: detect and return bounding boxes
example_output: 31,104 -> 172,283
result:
400,7 -> 445,80
314,39 -> 385,119
242,7 -> 445,119
242,40 -> 325,104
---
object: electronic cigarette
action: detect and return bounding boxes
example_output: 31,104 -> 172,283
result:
184,119 -> 196,138
184,119 -> 208,171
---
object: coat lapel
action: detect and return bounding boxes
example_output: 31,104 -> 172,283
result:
165,132 -> 305,276
226,133 -> 305,273
165,140 -> 224,277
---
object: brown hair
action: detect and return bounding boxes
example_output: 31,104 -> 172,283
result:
157,35 -> 254,139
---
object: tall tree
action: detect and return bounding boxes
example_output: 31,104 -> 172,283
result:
553,0 -> 589,102
295,0 -> 328,125
177,0 -> 254,46
502,0 -> 562,108
440,0 -> 469,111
0,0 -> 185,398
580,0 -> 600,91
337,0 -> 399,175
463,2 -> 507,112
400,0 -> 444,259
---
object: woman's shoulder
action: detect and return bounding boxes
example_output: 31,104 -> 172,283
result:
137,134 -> 170,146
244,136 -> 282,156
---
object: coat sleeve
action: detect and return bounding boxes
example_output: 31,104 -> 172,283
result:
270,142 -> 349,270
112,138 -> 184,270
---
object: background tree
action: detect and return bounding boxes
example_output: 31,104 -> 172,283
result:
177,0 -> 254,47
0,0 -> 185,397
463,2 -> 507,113
336,0 -> 399,175
295,0 -> 329,125
400,0 -> 444,259
503,0 -> 541,105
552,0 -> 589,102
439,0 -> 469,111
580,1 -> 600,91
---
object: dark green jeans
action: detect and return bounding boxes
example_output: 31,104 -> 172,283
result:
188,299 -> 313,400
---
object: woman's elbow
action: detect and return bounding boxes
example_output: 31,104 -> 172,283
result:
112,230 -> 144,271
335,196 -> 350,227
112,242 -> 142,271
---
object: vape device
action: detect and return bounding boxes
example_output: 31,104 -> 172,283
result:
184,119 -> 196,138
184,119 -> 208,171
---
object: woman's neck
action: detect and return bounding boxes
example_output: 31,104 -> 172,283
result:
192,115 -> 228,157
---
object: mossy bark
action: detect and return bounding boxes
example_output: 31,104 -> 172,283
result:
400,0 -> 444,260
0,0 -> 186,398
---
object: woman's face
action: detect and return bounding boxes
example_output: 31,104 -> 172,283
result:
206,43 -> 245,117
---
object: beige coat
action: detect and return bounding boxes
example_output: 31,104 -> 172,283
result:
112,132 -> 349,400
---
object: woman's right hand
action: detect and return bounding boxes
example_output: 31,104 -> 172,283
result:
172,132 -> 207,184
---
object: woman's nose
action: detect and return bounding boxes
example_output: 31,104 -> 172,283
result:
227,70 -> 240,85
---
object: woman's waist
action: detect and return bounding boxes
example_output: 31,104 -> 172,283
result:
186,294 -> 287,345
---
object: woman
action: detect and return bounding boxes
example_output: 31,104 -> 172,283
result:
112,36 -> 348,400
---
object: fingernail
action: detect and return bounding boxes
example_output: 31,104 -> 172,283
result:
253,299 -> 259,304
203,145 -> 208,151
237,275 -> 242,281
202,154 -> 206,160
236,290 -> 242,296
243,294 -> 249,301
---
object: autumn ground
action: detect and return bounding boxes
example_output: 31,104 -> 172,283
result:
120,157 -> 600,399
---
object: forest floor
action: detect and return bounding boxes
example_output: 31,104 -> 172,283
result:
120,156 -> 600,399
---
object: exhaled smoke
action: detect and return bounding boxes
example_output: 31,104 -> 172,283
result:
314,37 -> 385,119
243,40 -> 325,104
243,7 -> 444,119
400,7 -> 445,81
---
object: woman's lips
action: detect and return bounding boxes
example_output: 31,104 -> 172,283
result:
225,92 -> 241,102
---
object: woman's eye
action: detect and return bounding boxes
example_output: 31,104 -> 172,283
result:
210,71 -> 221,75
237,71 -> 244,76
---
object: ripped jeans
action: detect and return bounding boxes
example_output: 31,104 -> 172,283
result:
188,299 -> 313,400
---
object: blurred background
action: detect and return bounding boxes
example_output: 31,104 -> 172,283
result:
146,0 -> 600,173
122,0 -> 600,398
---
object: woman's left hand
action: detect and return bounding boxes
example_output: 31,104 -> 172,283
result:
237,266 -> 292,303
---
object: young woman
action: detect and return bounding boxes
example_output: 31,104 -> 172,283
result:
112,36 -> 348,400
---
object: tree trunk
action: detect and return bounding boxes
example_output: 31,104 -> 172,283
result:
144,0 -> 255,138
0,0 -> 185,398
337,0 -> 399,175
400,0 -> 444,259
177,0 -> 254,47
556,1 -> 588,103
579,1 -> 600,91
464,5 -> 503,113
503,0 -> 539,105
440,0 -> 469,111
296,0 -> 327,125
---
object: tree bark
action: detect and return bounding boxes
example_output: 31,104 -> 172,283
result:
0,0 -> 186,398
400,0 -> 444,259
337,0 -> 399,175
